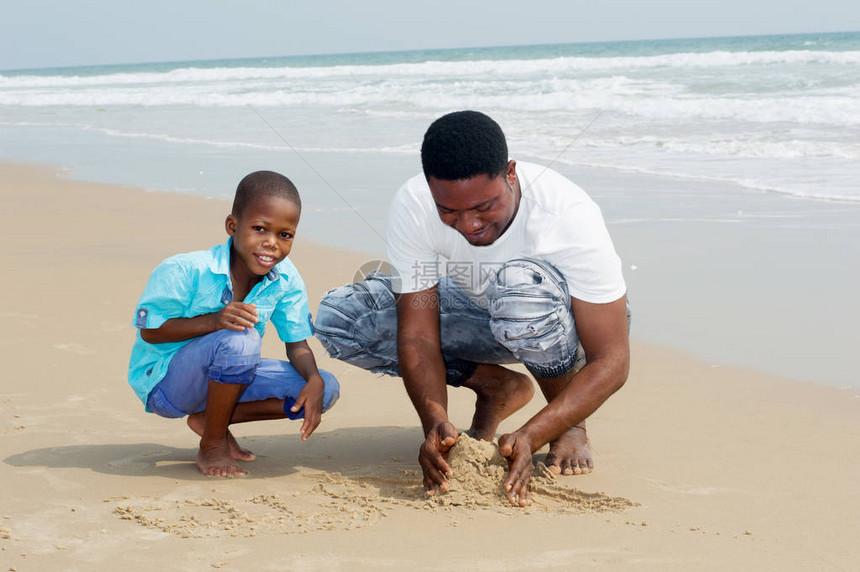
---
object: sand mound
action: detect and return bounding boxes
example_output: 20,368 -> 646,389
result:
435,433 -> 507,507
430,433 -> 636,512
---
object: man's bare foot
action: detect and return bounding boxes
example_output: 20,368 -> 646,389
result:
545,425 -> 593,476
196,440 -> 247,478
465,364 -> 535,441
187,414 -> 256,462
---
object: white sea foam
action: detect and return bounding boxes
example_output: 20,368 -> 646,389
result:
2,48 -> 860,88
539,151 -> 860,203
0,120 -> 417,154
579,135 -> 860,160
3,69 -> 858,130
4,87 -> 859,131
1,36 -> 858,203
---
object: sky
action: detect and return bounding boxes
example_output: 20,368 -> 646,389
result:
2,0 -> 859,70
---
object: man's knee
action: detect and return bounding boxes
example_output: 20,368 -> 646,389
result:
486,258 -> 579,378
316,276 -> 393,345
314,289 -> 355,360
314,274 -> 399,374
492,258 -> 569,303
487,258 -> 572,339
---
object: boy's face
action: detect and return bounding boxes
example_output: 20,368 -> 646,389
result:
226,195 -> 300,278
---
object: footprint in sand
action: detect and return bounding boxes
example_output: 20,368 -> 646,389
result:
112,493 -> 383,537
0,312 -> 40,328
53,343 -> 97,355
99,321 -> 126,333
108,450 -> 172,471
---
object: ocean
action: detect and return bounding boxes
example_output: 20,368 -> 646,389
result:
2,31 -> 859,388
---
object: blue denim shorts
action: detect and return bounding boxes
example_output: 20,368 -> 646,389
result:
146,328 -> 340,418
314,257 -> 627,383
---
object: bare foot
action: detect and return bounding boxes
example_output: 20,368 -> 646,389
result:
465,364 -> 535,441
545,426 -> 593,476
196,440 -> 247,478
187,414 -> 256,462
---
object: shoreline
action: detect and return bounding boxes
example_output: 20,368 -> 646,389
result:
7,155 -> 859,389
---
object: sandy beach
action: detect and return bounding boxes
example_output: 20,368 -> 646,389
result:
1,161 -> 858,571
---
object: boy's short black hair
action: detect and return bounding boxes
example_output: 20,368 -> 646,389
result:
421,110 -> 508,181
232,170 -> 301,217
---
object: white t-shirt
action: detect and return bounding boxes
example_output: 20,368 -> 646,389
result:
386,161 -> 626,304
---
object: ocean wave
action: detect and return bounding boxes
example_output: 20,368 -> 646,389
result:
568,135 -> 860,160
0,120 -> 417,154
2,49 -> 860,88
534,153 -> 860,203
3,83 -> 859,127
9,118 -> 855,163
648,138 -> 860,160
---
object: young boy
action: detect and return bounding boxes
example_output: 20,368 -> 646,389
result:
128,170 -> 339,478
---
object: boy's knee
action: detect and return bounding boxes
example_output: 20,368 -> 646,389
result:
213,328 -> 262,356
208,329 -> 262,385
319,369 -> 340,413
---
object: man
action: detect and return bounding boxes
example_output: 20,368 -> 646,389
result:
315,110 -> 629,506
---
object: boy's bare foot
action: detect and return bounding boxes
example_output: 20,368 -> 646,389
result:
465,364 -> 535,441
197,440 -> 247,478
545,425 -> 593,475
187,414 -> 256,462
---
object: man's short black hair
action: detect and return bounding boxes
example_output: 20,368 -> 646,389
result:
232,170 -> 301,217
421,110 -> 508,181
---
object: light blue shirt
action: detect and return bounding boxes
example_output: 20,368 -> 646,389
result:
127,238 -> 314,407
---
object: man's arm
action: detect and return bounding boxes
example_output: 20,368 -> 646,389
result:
396,286 -> 459,494
499,295 -> 630,504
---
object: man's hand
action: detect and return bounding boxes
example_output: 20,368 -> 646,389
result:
499,430 -> 535,507
292,377 -> 324,441
419,421 -> 459,495
214,302 -> 258,331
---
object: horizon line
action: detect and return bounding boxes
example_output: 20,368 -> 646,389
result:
2,28 -> 857,75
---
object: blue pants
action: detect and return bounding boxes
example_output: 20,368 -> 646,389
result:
314,258 -> 629,384
146,328 -> 340,419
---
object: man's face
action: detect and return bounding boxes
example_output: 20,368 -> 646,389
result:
428,160 -> 520,247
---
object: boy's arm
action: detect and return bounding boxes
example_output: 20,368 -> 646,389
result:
284,339 -> 326,441
140,302 -> 258,344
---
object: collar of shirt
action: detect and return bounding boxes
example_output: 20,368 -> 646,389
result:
210,238 -> 282,304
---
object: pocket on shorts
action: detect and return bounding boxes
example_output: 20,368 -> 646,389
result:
146,387 -> 187,418
491,309 -> 567,352
352,274 -> 397,312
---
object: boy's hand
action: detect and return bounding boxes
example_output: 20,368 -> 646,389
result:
214,302 -> 258,331
499,430 -> 535,507
292,376 -> 325,441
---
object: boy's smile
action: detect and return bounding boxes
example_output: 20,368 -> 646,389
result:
226,195 -> 301,287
